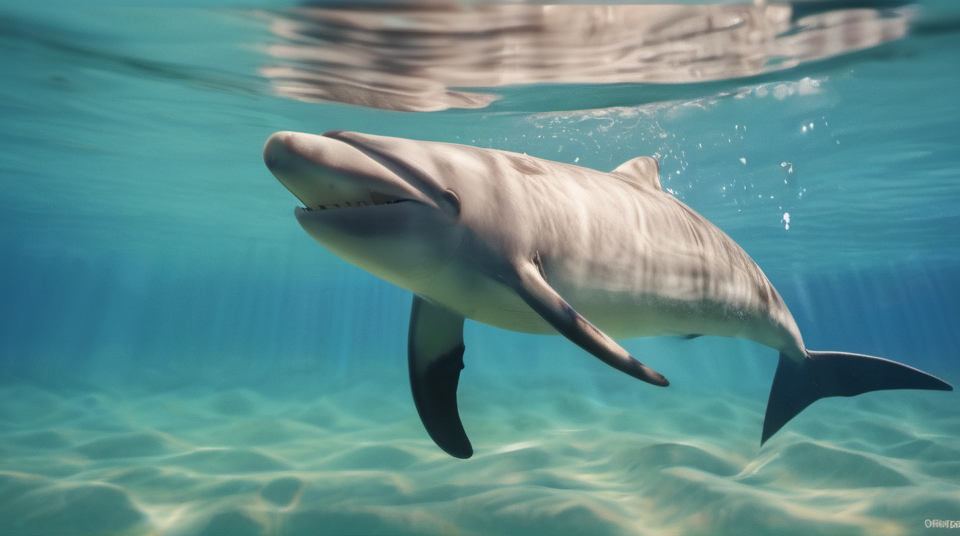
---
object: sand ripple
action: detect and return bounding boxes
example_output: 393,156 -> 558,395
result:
1,382 -> 957,536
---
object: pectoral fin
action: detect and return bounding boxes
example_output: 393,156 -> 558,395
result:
408,295 -> 472,459
512,260 -> 669,387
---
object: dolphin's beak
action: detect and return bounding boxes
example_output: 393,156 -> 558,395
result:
263,131 -> 427,211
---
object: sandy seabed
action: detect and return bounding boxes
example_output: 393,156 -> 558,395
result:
1,375 -> 958,536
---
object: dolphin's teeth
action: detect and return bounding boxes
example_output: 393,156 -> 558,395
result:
370,191 -> 401,205
312,196 -> 403,209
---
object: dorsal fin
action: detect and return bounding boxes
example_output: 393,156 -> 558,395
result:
612,156 -> 661,191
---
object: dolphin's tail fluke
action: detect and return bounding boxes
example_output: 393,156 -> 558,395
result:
762,350 -> 952,444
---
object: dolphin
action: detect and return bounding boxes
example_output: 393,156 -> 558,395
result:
263,130 -> 952,459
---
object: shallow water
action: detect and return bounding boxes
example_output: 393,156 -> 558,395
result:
2,2 -> 959,535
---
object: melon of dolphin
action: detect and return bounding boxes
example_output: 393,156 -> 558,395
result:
263,130 -> 952,459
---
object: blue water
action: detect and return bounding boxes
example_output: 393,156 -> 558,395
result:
2,2 -> 959,535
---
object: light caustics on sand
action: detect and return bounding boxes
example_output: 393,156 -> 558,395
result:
2,382 -> 958,536
259,2 -> 913,111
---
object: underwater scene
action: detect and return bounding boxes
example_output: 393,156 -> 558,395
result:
2,1 -> 959,535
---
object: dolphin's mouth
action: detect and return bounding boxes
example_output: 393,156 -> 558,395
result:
264,130 -> 425,213
297,194 -> 410,212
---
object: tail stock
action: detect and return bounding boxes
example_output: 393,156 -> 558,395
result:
761,350 -> 953,444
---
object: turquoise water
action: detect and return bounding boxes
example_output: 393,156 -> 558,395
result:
2,2 -> 959,535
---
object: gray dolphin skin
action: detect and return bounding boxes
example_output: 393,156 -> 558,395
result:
263,130 -> 952,459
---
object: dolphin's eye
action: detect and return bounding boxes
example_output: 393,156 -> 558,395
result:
442,189 -> 461,218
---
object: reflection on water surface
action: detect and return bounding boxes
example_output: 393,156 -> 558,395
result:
261,2 -> 912,111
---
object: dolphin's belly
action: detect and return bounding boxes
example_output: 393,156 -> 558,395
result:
421,246 -> 796,354
420,267 -> 797,360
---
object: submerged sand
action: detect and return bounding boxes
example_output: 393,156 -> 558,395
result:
1,374 -> 958,536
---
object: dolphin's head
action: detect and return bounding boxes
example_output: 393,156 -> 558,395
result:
264,130 -> 464,290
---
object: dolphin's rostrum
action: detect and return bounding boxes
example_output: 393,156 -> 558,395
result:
263,130 -> 952,459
